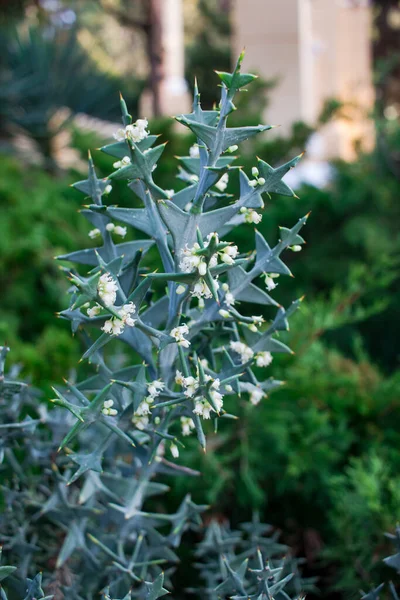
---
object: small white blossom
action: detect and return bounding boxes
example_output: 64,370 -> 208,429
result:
291,245 -> 302,252
252,167 -> 259,177
101,302 -> 136,336
225,291 -> 235,306
104,184 -> 112,194
87,304 -> 101,318
265,275 -> 277,291
114,225 -> 127,238
225,384 -> 233,393
220,245 -> 238,265
258,177 -> 266,185
136,400 -> 151,416
88,228 -> 101,239
170,324 -> 190,348
230,341 -> 254,364
189,144 -> 200,158
175,370 -> 185,386
227,145 -> 238,153
222,283 -> 229,292
102,399 -> 118,416
190,174 -> 199,183
219,309 -> 231,319
181,416 -> 195,436
200,358 -> 209,369
114,118 -> 149,144
242,208 -> 262,224
250,386 -> 265,405
106,223 -> 115,232
147,379 -> 164,398
132,414 -> 149,430
176,284 -> 186,295
113,156 -> 131,169
164,189 -> 175,198
252,315 -> 264,326
192,280 -> 215,300
184,202 -> 193,212
170,443 -> 179,458
215,172 -> 229,192
98,273 -> 118,307
249,180 -> 258,187
256,351 -> 273,367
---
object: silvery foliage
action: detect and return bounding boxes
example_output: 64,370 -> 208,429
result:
0,55 -> 315,599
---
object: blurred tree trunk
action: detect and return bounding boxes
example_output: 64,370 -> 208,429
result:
146,0 -> 163,116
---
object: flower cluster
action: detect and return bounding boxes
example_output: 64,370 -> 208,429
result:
256,351 -> 273,367
88,223 -> 127,239
113,156 -> 131,170
102,302 -> 136,336
230,340 -> 254,364
264,273 -> 279,292
180,416 -> 195,436
102,399 -> 118,416
98,273 -> 118,307
179,233 -> 238,276
175,371 -> 224,419
248,166 -> 266,187
114,118 -> 149,144
132,379 -> 164,430
170,324 -> 190,348
240,207 -> 263,224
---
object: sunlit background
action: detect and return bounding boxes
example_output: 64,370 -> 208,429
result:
0,1 -> 400,597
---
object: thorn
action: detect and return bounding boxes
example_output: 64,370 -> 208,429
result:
119,91 -> 123,100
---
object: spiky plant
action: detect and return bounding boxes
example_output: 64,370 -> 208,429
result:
0,54 -> 311,599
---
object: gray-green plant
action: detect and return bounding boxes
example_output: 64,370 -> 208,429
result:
0,54 -> 311,599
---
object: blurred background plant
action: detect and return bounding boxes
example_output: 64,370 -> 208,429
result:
0,0 -> 399,598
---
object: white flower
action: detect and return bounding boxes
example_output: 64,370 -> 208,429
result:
104,184 -> 112,194
98,273 -> 118,307
222,283 -> 229,292
193,400 -> 212,419
102,399 -> 118,416
209,388 -> 224,412
220,245 -> 238,265
252,167 -> 259,177
242,208 -> 262,224
147,379 -> 164,398
113,128 -> 126,142
265,276 -> 277,292
189,144 -> 200,158
170,443 -> 179,458
215,172 -> 229,192
179,243 -> 203,273
291,245 -> 302,252
165,189 -> 175,198
248,180 -> 258,187
256,351 -> 273,367
258,177 -> 266,185
227,145 -> 238,153
124,118 -> 149,143
225,292 -> 235,306
252,315 -> 264,326
136,400 -> 151,416
170,323 -> 190,348
184,202 -> 193,212
225,384 -> 233,393
101,302 -> 136,336
250,386 -> 265,405
114,226 -> 127,238
181,416 -> 195,436
219,309 -> 230,319
132,414 -> 149,430
182,375 -> 199,397
200,358 -> 209,369
192,280 -> 213,300
113,156 -> 131,169
230,341 -> 254,364
87,304 -> 101,318
190,174 -> 199,183
176,284 -> 186,295
106,223 -> 115,232
175,370 -> 185,386
88,228 -> 101,239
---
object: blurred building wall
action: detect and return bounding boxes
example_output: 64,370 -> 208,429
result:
232,0 -> 375,160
